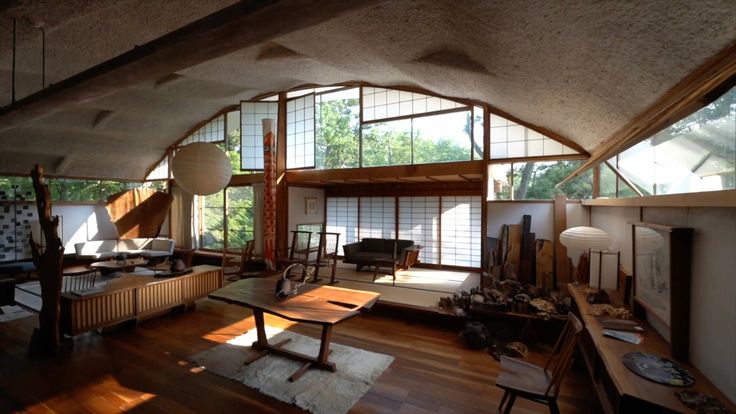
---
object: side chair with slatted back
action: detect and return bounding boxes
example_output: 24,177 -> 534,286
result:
495,312 -> 583,414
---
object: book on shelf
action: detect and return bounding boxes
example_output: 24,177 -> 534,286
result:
602,329 -> 643,345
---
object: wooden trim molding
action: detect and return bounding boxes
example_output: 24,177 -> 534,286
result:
287,160 -> 484,183
582,189 -> 736,208
563,42 -> 736,183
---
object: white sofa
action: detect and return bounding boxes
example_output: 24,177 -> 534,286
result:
74,238 -> 175,261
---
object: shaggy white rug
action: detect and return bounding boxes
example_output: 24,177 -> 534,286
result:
0,305 -> 33,323
189,326 -> 394,414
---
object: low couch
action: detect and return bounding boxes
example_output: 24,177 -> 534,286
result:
74,238 -> 175,261
342,238 -> 417,271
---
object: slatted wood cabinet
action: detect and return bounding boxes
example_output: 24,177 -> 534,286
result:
61,265 -> 222,335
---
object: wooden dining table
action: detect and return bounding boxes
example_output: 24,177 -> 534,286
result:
209,278 -> 380,381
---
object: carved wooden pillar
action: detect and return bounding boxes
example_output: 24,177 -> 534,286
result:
28,164 -> 64,355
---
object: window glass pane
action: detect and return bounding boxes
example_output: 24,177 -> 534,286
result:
473,106 -> 484,160
226,110 -> 246,175
362,87 -> 467,122
226,186 -> 254,248
0,177 -> 34,201
361,119 -> 412,167
441,196 -> 481,267
315,88 -> 360,170
488,163 -> 512,200
512,161 -> 590,200
201,190 -> 224,249
599,163 -> 617,198
146,157 -> 169,180
398,196 -> 439,264
617,87 -> 735,195
490,113 -> 579,159
412,111 -> 472,164
181,115 -> 224,146
240,102 -> 279,170
326,197 -> 358,256
359,197 -> 395,239
286,94 -> 316,169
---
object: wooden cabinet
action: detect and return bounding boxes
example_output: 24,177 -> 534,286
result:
61,265 -> 222,335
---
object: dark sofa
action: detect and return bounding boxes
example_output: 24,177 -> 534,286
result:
342,238 -> 416,271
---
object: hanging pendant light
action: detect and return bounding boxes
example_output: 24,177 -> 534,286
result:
171,142 -> 232,195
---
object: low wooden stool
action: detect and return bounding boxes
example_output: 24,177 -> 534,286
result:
372,259 -> 398,286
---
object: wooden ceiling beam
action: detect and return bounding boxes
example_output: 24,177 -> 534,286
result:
286,160 -> 484,183
0,0 -> 382,129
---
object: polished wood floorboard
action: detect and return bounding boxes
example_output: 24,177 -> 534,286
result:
0,299 -> 601,413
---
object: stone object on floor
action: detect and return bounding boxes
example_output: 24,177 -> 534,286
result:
462,321 -> 490,349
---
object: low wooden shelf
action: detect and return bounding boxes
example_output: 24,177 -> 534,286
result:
61,265 -> 222,336
568,284 -> 735,413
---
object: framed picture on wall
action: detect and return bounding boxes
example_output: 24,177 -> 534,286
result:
631,221 -> 693,362
305,197 -> 318,215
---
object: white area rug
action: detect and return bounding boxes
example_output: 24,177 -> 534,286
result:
189,326 -> 394,414
0,305 -> 34,322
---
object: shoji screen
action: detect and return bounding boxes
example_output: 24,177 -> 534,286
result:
326,197 -> 358,256
359,197 -> 396,239
398,196 -> 439,265
286,94 -> 315,169
440,196 -> 481,267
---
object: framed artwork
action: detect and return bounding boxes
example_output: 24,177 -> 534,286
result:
631,221 -> 693,362
305,197 -> 318,215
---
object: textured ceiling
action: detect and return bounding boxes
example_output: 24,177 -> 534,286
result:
0,0 -> 735,180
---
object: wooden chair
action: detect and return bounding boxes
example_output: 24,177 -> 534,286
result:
310,232 -> 340,284
61,269 -> 98,293
222,240 -> 255,281
275,231 -> 314,279
495,312 -> 583,414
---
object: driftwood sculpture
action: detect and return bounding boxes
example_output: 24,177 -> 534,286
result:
28,165 -> 65,356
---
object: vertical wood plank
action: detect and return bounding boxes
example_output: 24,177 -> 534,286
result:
554,195 -> 569,287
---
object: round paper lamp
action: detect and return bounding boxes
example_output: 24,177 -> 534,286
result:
559,226 -> 611,252
171,142 -> 232,195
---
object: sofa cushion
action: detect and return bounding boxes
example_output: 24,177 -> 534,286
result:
396,239 -> 414,252
75,240 -> 118,256
148,239 -> 174,254
361,238 -> 387,253
350,252 -> 394,262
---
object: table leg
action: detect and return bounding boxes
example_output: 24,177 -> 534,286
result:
317,324 -> 333,367
252,309 -> 269,349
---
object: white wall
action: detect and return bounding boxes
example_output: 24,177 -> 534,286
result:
487,201 -> 588,242
287,187 -> 325,232
487,202 -> 555,240
591,205 -> 736,403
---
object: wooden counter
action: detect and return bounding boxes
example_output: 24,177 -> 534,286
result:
568,284 -> 735,414
61,265 -> 222,335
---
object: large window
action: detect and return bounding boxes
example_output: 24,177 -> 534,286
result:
240,102 -> 279,170
488,161 -> 592,200
286,95 -> 316,169
198,186 -> 255,249
361,119 -> 413,167
315,88 -> 360,169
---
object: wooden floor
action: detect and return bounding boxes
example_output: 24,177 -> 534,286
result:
0,299 -> 601,414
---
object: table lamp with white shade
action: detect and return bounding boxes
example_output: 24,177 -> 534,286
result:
560,226 -> 612,301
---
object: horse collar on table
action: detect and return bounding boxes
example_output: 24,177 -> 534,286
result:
208,278 -> 380,382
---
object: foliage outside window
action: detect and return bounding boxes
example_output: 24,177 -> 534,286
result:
614,87 -> 735,196
488,161 -> 592,200
315,89 -> 360,169
361,119 -> 413,167
1,176 -> 162,202
226,186 -> 255,248
200,190 -> 224,249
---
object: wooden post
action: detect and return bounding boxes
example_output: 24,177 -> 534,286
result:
553,195 -> 569,287
28,164 -> 65,356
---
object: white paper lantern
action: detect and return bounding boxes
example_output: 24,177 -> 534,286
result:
559,226 -> 611,252
171,142 -> 232,195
